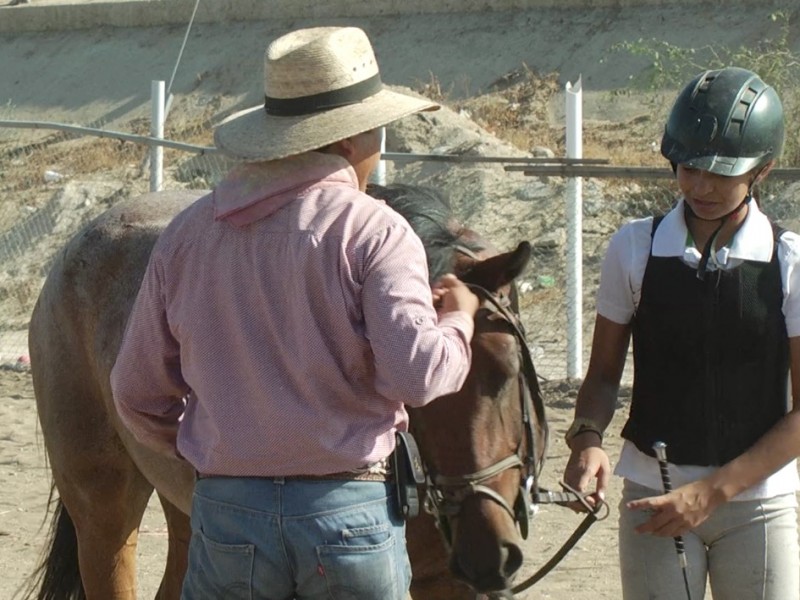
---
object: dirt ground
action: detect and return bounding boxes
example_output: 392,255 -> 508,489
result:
0,367 -> 632,600
1,2 -> 799,599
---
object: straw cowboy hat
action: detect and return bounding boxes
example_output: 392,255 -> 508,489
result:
214,26 -> 439,162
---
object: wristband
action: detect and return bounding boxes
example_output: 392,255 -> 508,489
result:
565,417 -> 603,449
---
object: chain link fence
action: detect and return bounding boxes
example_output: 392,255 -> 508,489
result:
1,119 -> 798,383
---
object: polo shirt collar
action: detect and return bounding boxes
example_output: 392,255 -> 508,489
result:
652,198 -> 774,264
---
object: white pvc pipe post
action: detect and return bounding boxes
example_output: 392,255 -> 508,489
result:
373,126 -> 387,185
565,76 -> 583,380
150,80 -> 165,192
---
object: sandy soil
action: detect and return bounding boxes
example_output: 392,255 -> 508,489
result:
1,2 -> 799,599
0,368 -> 633,600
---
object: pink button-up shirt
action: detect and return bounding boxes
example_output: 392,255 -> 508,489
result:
111,152 -> 473,476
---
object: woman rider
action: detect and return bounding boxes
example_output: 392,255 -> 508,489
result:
563,66 -> 800,599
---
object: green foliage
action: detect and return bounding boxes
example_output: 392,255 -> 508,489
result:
609,11 -> 800,166
610,12 -> 799,91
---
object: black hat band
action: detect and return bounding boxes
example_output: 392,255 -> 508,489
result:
264,74 -> 382,117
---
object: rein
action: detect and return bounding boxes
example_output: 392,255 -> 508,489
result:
423,255 -> 607,597
508,484 -> 608,596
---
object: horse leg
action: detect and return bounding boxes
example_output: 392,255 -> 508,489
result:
54,462 -> 154,599
155,493 -> 191,600
34,371 -> 154,598
35,380 -> 153,598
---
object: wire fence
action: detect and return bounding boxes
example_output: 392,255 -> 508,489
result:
1,120 -> 798,383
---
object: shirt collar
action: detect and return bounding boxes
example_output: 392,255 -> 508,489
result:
652,198 -> 774,265
213,152 -> 357,226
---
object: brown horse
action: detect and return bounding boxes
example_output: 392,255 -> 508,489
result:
24,184 -> 546,600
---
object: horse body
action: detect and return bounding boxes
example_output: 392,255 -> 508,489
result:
29,191 -> 199,599
26,187 -> 540,599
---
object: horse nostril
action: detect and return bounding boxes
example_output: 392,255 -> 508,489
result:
501,542 -> 523,579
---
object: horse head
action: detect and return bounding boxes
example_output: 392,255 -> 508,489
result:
415,240 -> 547,594
370,183 -> 548,596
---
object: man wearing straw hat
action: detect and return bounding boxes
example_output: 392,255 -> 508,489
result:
111,26 -> 479,599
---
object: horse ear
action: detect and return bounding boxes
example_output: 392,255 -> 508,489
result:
461,241 -> 531,292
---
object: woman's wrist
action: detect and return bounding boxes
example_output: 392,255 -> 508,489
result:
565,417 -> 604,451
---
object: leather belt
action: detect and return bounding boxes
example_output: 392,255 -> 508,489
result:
196,470 -> 389,482
283,471 -> 389,482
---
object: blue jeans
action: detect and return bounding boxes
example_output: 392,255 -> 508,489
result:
182,476 -> 411,600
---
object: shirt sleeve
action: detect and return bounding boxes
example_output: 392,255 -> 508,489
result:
596,223 -> 637,325
359,222 -> 473,407
594,218 -> 655,325
110,249 -> 190,457
778,230 -> 800,337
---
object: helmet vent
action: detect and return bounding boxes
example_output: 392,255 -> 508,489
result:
699,74 -> 716,92
732,102 -> 749,121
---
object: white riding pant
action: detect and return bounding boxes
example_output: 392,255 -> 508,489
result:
619,479 -> 799,600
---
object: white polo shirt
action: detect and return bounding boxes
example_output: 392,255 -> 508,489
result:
598,198 -> 800,500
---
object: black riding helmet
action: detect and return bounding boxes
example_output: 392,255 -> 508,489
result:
660,66 -> 784,176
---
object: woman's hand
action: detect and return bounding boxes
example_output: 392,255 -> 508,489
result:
626,479 -> 725,537
563,437 -> 611,513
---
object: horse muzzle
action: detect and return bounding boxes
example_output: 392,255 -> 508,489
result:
449,537 -> 523,593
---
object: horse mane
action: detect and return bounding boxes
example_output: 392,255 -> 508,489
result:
366,182 -> 483,281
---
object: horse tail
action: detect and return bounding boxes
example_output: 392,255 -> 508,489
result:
20,486 -> 86,600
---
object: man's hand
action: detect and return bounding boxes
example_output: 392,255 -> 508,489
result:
432,273 -> 479,317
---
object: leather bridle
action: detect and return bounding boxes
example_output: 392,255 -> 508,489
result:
422,281 -> 547,545
419,258 -> 608,598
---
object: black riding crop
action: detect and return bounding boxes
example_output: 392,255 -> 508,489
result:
653,441 -> 693,600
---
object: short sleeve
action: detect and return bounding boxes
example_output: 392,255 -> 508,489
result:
778,230 -> 800,337
595,218 -> 654,325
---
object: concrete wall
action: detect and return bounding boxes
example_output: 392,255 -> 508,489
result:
0,0 -> 791,34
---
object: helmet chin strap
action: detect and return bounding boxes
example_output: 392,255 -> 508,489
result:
685,195 -> 751,281
683,165 -> 765,281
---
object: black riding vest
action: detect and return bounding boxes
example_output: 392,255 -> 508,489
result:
622,217 -> 790,466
